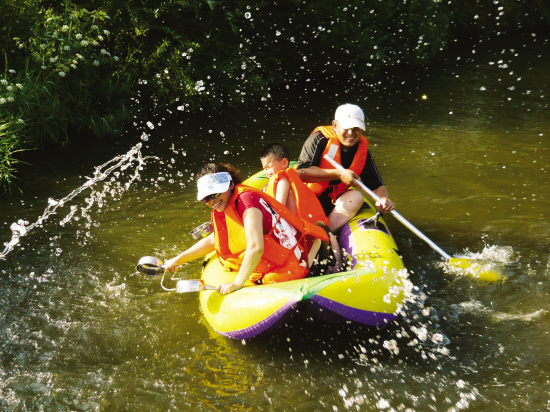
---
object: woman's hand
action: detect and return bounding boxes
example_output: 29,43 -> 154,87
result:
216,281 -> 244,295
163,257 -> 179,272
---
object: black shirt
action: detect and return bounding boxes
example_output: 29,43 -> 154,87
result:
296,131 -> 385,192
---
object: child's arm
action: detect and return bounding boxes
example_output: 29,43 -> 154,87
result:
275,176 -> 290,206
275,176 -> 297,214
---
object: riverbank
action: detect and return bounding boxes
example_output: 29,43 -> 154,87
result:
2,0 -> 549,191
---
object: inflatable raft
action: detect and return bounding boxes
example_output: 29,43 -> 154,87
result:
198,169 -> 411,339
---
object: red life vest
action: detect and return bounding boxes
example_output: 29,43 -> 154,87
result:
306,126 -> 369,201
264,167 -> 329,226
211,184 -> 328,283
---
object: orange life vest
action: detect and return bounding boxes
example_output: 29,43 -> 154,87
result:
211,184 -> 328,283
264,168 -> 329,226
306,126 -> 369,201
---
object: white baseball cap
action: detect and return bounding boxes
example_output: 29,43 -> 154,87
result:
196,172 -> 232,201
334,104 -> 366,131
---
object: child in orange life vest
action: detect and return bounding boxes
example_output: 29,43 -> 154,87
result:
260,143 -> 342,272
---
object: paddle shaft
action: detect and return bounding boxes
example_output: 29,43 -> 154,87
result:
323,155 -> 452,261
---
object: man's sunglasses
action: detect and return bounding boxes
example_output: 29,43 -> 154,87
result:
201,192 -> 222,204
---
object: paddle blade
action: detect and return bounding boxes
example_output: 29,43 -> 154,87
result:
446,258 -> 504,282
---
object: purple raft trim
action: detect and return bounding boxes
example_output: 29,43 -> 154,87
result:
216,299 -> 298,340
338,224 -> 358,269
311,295 -> 398,327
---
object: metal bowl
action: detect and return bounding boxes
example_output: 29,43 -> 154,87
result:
190,222 -> 213,240
136,256 -> 164,276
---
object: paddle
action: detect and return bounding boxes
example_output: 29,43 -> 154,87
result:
323,155 -> 502,281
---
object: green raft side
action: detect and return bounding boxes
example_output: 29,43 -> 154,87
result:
200,253 -> 377,334
327,196 -> 408,314
243,167 -> 271,188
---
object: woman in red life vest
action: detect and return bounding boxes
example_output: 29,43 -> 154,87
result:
163,163 -> 329,295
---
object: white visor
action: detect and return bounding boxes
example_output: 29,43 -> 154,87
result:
196,172 -> 232,201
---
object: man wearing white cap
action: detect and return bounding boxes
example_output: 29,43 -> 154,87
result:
297,104 -> 394,234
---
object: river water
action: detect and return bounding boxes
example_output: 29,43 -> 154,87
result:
1,33 -> 549,411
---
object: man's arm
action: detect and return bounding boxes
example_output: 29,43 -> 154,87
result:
297,132 -> 353,183
360,152 -> 394,212
297,166 -> 358,186
296,132 -> 326,169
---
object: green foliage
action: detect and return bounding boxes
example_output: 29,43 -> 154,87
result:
0,121 -> 27,192
0,3 -> 131,192
1,0 -> 548,191
6,6 -> 127,143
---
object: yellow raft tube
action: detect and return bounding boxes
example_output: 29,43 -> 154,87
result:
198,169 -> 411,339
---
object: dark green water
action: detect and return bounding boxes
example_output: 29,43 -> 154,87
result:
1,34 -> 549,411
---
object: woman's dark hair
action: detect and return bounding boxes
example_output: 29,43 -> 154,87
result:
196,163 -> 243,185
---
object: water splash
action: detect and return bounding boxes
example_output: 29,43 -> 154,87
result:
455,244 -> 515,263
453,300 -> 547,323
0,143 -> 150,260
438,244 -> 514,279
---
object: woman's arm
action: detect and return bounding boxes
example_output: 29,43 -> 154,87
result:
216,207 -> 264,295
163,233 -> 215,271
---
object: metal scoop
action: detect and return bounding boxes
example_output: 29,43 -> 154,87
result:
176,279 -> 216,293
136,256 -> 167,277
137,256 -> 215,293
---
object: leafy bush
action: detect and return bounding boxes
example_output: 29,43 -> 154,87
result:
1,0 -> 549,191
2,6 -> 127,143
0,122 -> 27,192
1,3 -> 131,190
